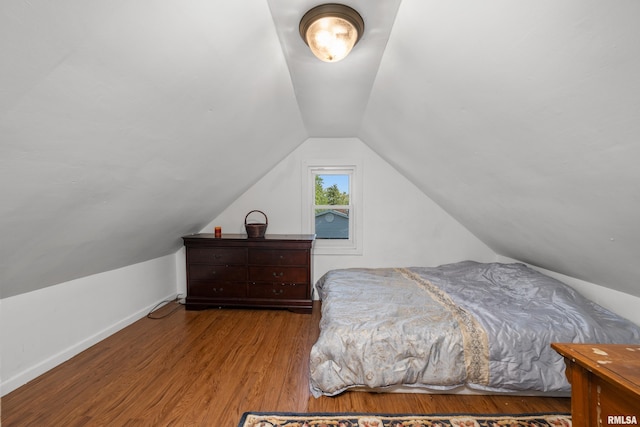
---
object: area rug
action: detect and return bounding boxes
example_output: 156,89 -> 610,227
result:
238,412 -> 572,427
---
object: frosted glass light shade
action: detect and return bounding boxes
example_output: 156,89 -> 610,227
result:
299,4 -> 364,63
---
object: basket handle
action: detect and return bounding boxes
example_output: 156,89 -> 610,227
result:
244,210 -> 268,225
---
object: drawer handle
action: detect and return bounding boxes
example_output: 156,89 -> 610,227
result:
272,289 -> 284,295
212,287 -> 224,293
273,272 -> 284,277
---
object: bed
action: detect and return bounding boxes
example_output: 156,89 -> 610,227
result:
309,261 -> 640,397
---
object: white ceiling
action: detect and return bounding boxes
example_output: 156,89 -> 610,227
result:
2,0 -> 640,299
268,0 -> 401,136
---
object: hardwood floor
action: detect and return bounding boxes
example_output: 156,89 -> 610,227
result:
2,301 -> 570,426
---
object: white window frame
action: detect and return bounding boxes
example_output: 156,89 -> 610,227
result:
302,160 -> 363,255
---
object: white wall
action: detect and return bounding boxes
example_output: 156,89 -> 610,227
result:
200,138 -> 497,285
1,254 -> 178,396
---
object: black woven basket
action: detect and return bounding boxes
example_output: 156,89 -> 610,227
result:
244,210 -> 268,238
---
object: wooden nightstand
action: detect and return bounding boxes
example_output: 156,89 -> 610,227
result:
551,343 -> 640,427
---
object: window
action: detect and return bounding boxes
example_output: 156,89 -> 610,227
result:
302,161 -> 362,255
315,173 -> 350,240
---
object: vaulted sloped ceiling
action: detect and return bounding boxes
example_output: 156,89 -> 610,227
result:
1,0 -> 306,298
2,0 -> 639,299
360,0 -> 640,297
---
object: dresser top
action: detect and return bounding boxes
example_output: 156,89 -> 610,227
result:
182,233 -> 316,249
183,233 -> 316,243
552,343 -> 640,397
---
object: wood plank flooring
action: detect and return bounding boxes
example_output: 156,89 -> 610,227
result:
2,301 -> 570,426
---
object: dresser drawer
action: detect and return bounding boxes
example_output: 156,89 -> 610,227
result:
189,282 -> 246,298
249,266 -> 308,283
249,249 -> 308,266
187,247 -> 246,264
189,265 -> 246,282
247,283 -> 308,299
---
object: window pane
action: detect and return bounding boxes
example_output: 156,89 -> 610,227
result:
315,174 -> 349,206
305,162 -> 361,254
315,209 -> 349,239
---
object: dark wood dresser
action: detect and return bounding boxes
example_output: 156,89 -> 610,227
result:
551,342 -> 640,427
182,233 -> 315,313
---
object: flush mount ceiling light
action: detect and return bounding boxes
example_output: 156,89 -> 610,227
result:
299,3 -> 364,63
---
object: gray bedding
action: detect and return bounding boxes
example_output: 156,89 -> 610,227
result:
309,261 -> 640,397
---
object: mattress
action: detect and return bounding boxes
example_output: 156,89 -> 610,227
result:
309,261 -> 640,397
